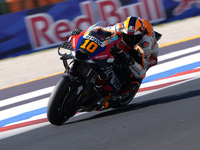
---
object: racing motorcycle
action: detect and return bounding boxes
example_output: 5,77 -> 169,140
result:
47,21 -> 162,125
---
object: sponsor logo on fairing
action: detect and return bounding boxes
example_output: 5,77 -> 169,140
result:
85,35 -> 103,46
104,66 -> 121,91
95,55 -> 108,59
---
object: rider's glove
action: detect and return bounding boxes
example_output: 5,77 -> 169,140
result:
111,45 -> 134,64
110,44 -> 121,57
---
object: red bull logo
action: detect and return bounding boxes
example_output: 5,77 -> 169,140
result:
173,0 -> 200,15
25,0 -> 166,50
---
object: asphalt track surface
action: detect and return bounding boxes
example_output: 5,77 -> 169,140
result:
2,79 -> 200,150
1,38 -> 200,150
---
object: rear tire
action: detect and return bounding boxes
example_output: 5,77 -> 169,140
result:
112,84 -> 140,108
47,77 -> 78,125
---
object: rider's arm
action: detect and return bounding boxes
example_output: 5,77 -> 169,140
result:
140,38 -> 158,67
100,23 -> 123,36
139,19 -> 159,68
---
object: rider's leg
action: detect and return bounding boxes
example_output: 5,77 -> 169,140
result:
96,64 -> 122,110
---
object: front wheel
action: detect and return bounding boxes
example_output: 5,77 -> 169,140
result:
47,77 -> 79,125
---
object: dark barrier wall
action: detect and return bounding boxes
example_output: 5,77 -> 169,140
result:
0,0 -> 200,59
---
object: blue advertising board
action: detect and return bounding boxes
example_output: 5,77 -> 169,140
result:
0,0 -> 200,59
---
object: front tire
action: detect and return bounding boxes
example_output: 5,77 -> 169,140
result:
47,77 -> 78,125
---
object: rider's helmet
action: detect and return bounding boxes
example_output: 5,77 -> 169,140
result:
121,16 -> 146,47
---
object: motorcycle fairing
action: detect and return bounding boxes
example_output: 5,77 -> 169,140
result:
86,34 -> 119,62
71,21 -> 120,63
71,21 -> 102,53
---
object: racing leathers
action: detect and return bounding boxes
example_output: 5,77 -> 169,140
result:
108,19 -> 158,77
100,19 -> 158,90
95,19 -> 159,109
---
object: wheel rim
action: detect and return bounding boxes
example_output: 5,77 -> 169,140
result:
58,86 -> 79,120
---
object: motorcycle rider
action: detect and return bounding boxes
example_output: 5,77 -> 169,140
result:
95,16 -> 160,110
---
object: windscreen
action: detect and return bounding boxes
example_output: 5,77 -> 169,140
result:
89,28 -> 112,41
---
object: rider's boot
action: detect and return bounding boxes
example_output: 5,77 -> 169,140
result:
95,88 -> 112,111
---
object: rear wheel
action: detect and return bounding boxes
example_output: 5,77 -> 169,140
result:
111,84 -> 140,108
47,77 -> 79,125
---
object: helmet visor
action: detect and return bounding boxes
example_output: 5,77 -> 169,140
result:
123,33 -> 143,46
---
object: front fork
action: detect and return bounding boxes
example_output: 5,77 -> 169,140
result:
60,58 -> 72,73
63,62 -> 98,107
77,69 -> 97,105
